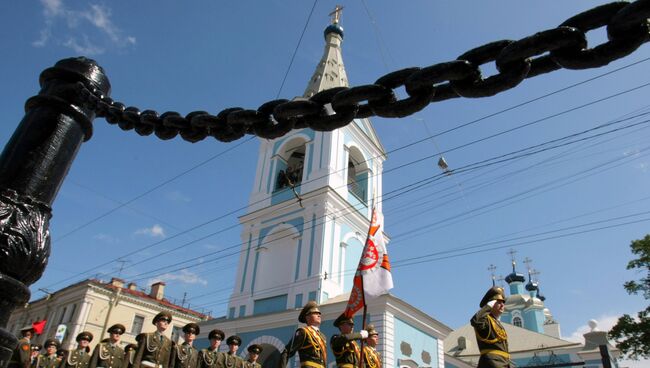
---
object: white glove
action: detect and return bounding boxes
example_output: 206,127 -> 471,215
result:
359,330 -> 369,339
487,300 -> 497,308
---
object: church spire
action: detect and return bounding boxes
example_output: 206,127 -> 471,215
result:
303,5 -> 349,97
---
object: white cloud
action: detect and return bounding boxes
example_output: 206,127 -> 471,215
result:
565,314 -> 650,368
34,0 -> 136,55
135,224 -> 166,238
63,36 -> 104,55
150,269 -> 208,286
565,314 -> 620,343
635,162 -> 649,173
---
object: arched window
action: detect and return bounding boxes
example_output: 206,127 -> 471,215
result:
275,139 -> 306,191
513,316 -> 523,327
347,147 -> 369,202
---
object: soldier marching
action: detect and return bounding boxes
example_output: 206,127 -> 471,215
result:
224,336 -> 244,368
362,325 -> 381,368
9,326 -> 36,368
198,329 -> 225,368
133,312 -> 173,368
63,332 -> 93,368
170,323 -> 200,368
278,301 -> 327,368
38,339 -> 62,368
330,314 -> 367,368
243,345 -> 261,368
89,324 -> 126,368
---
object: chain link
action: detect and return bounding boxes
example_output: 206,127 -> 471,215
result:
77,0 -> 650,143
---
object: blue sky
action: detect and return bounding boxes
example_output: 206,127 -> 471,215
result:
2,1 -> 649,365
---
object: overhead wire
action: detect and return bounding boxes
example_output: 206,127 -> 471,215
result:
41,59 -> 650,291
122,115 -> 650,286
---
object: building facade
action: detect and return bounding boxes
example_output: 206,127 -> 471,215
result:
199,11 -> 452,368
7,278 -> 209,351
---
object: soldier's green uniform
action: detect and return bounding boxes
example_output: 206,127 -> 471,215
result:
170,324 -> 200,368
279,302 -> 327,368
243,345 -> 262,368
224,336 -> 243,368
123,345 -> 138,368
64,332 -> 94,368
133,312 -> 173,368
198,330 -> 225,368
330,314 -> 364,368
89,325 -> 126,368
38,340 -> 62,368
470,287 -> 511,368
9,326 -> 34,368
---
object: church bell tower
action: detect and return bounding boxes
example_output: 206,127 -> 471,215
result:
227,7 -> 387,319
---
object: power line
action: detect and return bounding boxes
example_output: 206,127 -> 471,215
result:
41,63 -> 650,291
122,117 -> 650,286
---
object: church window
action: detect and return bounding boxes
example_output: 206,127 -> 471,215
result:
275,141 -> 306,192
513,316 -> 523,327
347,147 -> 369,203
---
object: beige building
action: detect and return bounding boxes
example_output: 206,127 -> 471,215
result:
7,278 -> 209,351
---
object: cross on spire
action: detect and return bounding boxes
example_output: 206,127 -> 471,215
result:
523,257 -> 533,271
507,248 -> 518,272
329,5 -> 344,24
488,264 -> 497,286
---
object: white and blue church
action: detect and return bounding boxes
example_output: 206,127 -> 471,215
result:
197,12 -> 451,368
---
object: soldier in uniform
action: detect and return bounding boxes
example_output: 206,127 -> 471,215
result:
224,336 -> 244,368
362,325 -> 381,368
9,325 -> 35,368
123,344 -> 138,368
198,329 -> 225,368
470,287 -> 511,368
31,344 -> 42,368
133,312 -> 173,368
170,323 -> 200,368
330,314 -> 368,368
64,332 -> 93,368
39,339 -> 62,368
89,324 -> 126,368
278,301 -> 327,368
243,345 -> 261,368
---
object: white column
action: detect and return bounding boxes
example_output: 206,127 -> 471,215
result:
66,300 -> 92,350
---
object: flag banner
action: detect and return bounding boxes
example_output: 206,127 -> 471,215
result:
344,208 -> 393,318
32,319 -> 47,335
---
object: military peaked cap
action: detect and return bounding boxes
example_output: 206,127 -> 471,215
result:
152,311 -> 172,324
208,329 -> 225,340
226,335 -> 242,346
76,331 -> 93,342
20,325 -> 35,333
183,323 -> 200,335
247,344 -> 263,354
44,339 -> 59,349
479,286 -> 506,307
333,313 -> 354,328
107,323 -> 126,334
298,301 -> 320,323
366,324 -> 379,336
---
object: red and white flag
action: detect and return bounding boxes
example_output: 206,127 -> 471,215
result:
344,208 -> 393,318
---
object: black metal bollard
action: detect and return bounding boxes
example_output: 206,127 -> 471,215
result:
0,57 -> 110,368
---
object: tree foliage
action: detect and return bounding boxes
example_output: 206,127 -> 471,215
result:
608,234 -> 650,360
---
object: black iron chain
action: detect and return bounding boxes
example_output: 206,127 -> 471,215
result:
78,0 -> 650,143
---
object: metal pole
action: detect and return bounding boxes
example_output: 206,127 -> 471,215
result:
0,57 -> 110,368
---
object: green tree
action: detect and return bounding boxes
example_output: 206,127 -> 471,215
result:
608,234 -> 650,360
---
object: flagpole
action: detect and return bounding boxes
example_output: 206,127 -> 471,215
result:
359,196 -> 376,368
